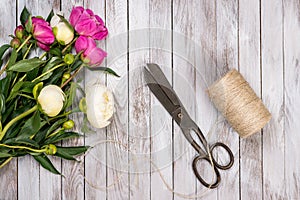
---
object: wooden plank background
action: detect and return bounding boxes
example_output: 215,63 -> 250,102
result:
0,0 -> 299,199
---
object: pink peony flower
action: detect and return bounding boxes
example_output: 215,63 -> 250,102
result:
31,17 -> 55,51
69,6 -> 108,40
75,36 -> 107,66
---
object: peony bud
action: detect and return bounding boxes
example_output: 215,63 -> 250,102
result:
75,36 -> 107,66
63,120 -> 75,129
64,54 -> 74,65
15,25 -> 25,39
37,85 -> 65,117
10,38 -> 21,48
31,17 -> 55,51
51,15 -> 74,45
86,84 -> 114,128
44,144 -> 57,155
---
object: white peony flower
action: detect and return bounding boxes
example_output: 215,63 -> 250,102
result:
86,84 -> 114,128
50,14 -> 74,45
38,85 -> 65,117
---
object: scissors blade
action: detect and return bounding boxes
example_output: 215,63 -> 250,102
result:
145,63 -> 181,106
143,66 -> 180,116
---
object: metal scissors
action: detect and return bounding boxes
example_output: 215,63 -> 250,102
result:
143,63 -> 234,189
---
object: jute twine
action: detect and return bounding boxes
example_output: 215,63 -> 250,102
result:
207,69 -> 271,138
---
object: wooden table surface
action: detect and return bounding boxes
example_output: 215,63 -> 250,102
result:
0,0 -> 299,199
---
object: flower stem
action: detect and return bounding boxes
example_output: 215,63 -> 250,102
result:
61,64 -> 84,88
31,63 -> 66,83
0,105 -> 38,141
62,36 -> 78,54
0,157 -> 13,169
0,144 -> 46,153
23,43 -> 33,59
17,35 -> 32,53
39,52 -> 47,60
0,35 -> 32,76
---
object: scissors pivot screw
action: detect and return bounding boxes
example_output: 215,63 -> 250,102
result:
178,113 -> 183,119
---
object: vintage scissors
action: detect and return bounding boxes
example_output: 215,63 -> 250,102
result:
143,63 -> 234,189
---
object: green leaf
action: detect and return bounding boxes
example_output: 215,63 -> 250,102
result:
20,81 -> 35,94
46,9 -> 54,23
33,154 -> 61,175
0,75 -> 12,98
0,152 -> 14,158
0,94 -> 5,115
0,44 -> 11,65
65,82 -> 77,109
40,57 -> 63,81
8,57 -> 46,72
25,15 -> 32,33
46,118 -> 67,137
87,66 -> 120,77
18,111 -> 41,138
56,146 -> 89,156
43,131 -> 81,145
32,82 -> 43,99
20,6 -> 30,26
49,47 -> 63,57
55,147 -> 76,160
6,81 -> 23,101
7,48 -> 18,69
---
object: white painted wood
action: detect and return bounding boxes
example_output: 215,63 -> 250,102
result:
215,0 -> 240,199
84,1 -> 107,200
106,0 -> 129,199
0,1 -> 17,199
128,0 -> 151,199
239,0 -> 262,199
261,0 -> 285,199
61,1 -> 85,200
2,0 -> 300,199
193,1 -> 219,199
173,0 -> 198,199
283,0 -> 300,198
149,0 -> 173,200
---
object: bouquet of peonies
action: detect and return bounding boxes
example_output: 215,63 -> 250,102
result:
0,6 -> 116,174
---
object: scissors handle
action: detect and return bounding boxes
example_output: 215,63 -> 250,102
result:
192,143 -> 234,189
210,142 -> 234,170
192,155 -> 221,189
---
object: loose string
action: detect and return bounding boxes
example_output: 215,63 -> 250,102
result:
79,118 -> 227,199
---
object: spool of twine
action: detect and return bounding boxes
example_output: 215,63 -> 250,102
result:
207,69 -> 271,138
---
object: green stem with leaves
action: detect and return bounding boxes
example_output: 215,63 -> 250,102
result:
17,35 -> 32,53
0,143 -> 46,153
31,63 -> 66,83
0,105 -> 38,141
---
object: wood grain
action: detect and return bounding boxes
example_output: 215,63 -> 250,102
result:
193,1 -> 218,199
0,1 -> 17,200
173,0 -> 198,199
239,0 -> 262,199
149,0 -> 173,200
261,0 -> 285,199
128,0 -> 151,199
283,0 -> 300,198
1,0 -> 300,199
84,0 -> 107,200
215,0 -> 239,199
106,0 -> 129,200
